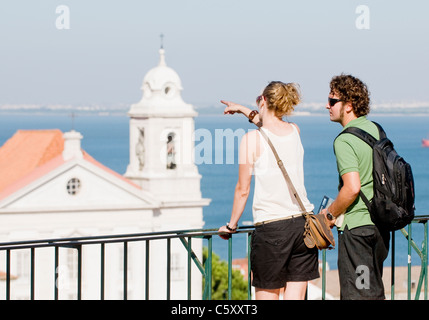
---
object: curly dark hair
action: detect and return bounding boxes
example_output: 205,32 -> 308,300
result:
329,74 -> 370,117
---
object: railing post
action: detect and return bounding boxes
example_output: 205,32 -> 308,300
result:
322,249 -> 326,300
123,242 -> 128,300
54,246 -> 59,300
207,236 -> 212,300
30,248 -> 35,300
187,237 -> 192,300
145,240 -> 150,300
407,224 -> 412,300
391,231 -> 395,300
202,236 -> 213,300
100,243 -> 105,300
77,245 -> 82,300
424,220 -> 428,300
6,249 -> 10,300
167,238 -> 171,300
247,232 -> 252,300
228,236 -> 232,300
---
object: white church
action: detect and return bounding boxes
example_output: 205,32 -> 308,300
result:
0,48 -> 210,299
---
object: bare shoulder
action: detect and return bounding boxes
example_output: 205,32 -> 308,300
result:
240,129 -> 261,151
241,129 -> 259,141
290,122 -> 300,134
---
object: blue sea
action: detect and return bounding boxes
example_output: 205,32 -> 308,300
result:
0,113 -> 428,269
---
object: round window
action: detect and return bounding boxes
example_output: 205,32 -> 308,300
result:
67,178 -> 81,195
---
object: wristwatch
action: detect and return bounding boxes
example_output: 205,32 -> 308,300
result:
248,110 -> 259,123
226,222 -> 237,232
326,211 -> 334,221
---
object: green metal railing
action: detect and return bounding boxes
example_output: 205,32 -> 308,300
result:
398,215 -> 428,300
0,228 -> 252,300
200,227 -> 252,300
0,216 -> 427,300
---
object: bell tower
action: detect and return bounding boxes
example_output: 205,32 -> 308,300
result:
124,47 -> 204,203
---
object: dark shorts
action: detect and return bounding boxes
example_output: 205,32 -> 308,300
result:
338,225 -> 390,300
250,215 -> 319,289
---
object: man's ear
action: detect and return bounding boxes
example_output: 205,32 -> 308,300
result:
345,102 -> 354,114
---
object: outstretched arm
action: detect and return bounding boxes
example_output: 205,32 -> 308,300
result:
221,100 -> 262,127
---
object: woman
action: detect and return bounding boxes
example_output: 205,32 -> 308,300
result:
218,81 -> 319,300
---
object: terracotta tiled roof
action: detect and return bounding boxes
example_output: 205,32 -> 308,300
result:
0,129 -> 64,193
0,129 -> 140,200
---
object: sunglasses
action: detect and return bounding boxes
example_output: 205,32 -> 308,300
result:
328,97 -> 342,107
256,95 -> 263,105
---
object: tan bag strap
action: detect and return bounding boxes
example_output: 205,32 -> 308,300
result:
258,128 -> 310,219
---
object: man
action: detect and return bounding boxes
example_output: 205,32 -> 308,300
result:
321,74 -> 390,300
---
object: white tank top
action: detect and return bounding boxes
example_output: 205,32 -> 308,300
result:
252,126 -> 314,224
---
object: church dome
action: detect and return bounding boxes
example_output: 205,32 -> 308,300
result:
141,49 -> 183,97
129,47 -> 197,117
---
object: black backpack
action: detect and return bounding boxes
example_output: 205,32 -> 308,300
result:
337,121 -> 415,231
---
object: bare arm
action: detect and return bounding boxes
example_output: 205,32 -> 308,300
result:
218,132 -> 255,239
221,100 -> 262,127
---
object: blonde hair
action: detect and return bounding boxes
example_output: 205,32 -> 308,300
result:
262,81 -> 301,118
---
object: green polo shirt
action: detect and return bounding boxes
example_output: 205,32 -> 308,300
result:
334,116 -> 379,231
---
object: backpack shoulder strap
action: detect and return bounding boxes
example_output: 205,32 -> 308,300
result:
371,121 -> 387,140
336,123 -> 380,148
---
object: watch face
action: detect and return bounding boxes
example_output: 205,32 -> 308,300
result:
327,213 -> 334,220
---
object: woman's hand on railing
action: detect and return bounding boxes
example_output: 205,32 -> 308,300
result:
218,225 -> 236,240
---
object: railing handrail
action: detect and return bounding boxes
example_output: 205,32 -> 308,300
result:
0,228 -> 253,251
0,227 -> 255,249
410,215 -> 429,222
1,215 -> 427,248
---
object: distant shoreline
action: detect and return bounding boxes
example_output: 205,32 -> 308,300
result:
1,101 -> 429,118
1,110 -> 429,117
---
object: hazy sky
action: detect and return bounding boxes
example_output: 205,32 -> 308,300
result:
0,0 -> 428,108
